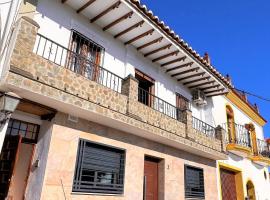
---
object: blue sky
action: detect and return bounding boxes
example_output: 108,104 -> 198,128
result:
141,0 -> 270,137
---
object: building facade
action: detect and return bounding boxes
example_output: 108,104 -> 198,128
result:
212,91 -> 270,200
0,0 -> 269,200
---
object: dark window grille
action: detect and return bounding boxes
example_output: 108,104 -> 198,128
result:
185,165 -> 205,199
68,30 -> 105,73
72,139 -> 125,194
6,119 -> 40,144
34,33 -> 123,93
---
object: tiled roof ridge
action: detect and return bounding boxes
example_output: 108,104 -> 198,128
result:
128,0 -> 233,88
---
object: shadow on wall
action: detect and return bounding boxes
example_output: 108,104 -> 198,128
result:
54,112 -> 216,168
35,0 -> 195,104
228,152 -> 244,162
24,120 -> 53,200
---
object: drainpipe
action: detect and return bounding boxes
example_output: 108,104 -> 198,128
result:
0,0 -> 20,53
0,0 -> 22,71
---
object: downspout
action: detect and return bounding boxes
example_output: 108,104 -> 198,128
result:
0,0 -> 22,82
0,0 -> 20,55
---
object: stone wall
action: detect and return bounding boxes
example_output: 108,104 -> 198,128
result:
5,17 -> 225,158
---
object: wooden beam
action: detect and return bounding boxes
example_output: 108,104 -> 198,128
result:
124,29 -> 154,45
144,44 -> 172,57
204,88 -> 225,94
152,51 -> 180,63
177,72 -> 205,82
90,1 -> 121,23
206,91 -> 228,97
77,0 -> 96,13
103,11 -> 133,31
201,84 -> 220,91
158,55 -> 186,66
171,67 -> 199,77
137,37 -> 163,50
189,80 -> 215,89
183,76 -> 210,85
114,20 -> 144,38
166,62 -> 193,72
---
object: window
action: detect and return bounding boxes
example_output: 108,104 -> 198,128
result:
176,93 -> 189,122
226,105 -> 236,143
72,139 -> 125,194
6,119 -> 40,143
176,93 -> 190,110
68,30 -> 105,79
135,69 -> 155,106
185,165 -> 205,199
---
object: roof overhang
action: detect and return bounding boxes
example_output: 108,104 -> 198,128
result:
62,0 -> 231,97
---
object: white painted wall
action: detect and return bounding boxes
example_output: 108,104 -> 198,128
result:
0,119 -> 8,152
32,0 -> 193,110
32,0 -> 268,135
25,120 -> 54,200
212,95 -> 264,139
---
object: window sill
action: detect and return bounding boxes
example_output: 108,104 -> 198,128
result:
71,192 -> 124,196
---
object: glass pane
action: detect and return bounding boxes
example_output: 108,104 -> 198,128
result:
12,121 -> 20,129
10,128 -> 18,135
20,123 -> 27,131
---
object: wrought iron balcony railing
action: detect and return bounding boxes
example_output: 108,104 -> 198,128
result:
138,87 -> 187,123
34,34 -> 123,93
192,117 -> 215,137
256,139 -> 270,158
221,122 -> 251,148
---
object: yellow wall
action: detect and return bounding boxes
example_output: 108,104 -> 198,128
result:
226,91 -> 266,126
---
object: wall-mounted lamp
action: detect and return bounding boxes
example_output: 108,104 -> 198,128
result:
0,92 -> 21,124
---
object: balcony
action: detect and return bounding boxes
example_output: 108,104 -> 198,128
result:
137,87 -> 187,124
34,33 -> 123,93
192,117 -> 215,138
221,122 -> 252,157
251,139 -> 270,166
4,16 -> 226,160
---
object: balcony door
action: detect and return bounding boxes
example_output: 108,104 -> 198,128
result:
176,93 -> 189,122
246,180 -> 256,200
135,69 -> 155,107
226,105 -> 236,143
68,30 -> 104,80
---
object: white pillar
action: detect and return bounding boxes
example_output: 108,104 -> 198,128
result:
0,119 -> 9,152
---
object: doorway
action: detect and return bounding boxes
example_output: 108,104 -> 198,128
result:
143,156 -> 159,200
226,105 -> 235,143
220,168 -> 237,200
246,180 -> 256,200
135,69 -> 155,107
0,119 -> 39,200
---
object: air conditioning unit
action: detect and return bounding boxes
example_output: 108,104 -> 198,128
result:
192,89 -> 207,106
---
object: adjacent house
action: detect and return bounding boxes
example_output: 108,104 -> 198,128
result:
0,0 -> 269,200
212,88 -> 270,200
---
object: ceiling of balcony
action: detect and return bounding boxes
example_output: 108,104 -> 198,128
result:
62,0 -> 231,97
